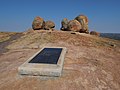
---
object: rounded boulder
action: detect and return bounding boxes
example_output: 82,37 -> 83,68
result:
44,21 -> 55,30
90,31 -> 100,36
61,18 -> 69,30
67,20 -> 82,32
75,15 -> 88,25
75,15 -> 89,33
32,16 -> 45,30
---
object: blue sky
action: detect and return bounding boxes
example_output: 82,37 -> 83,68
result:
0,0 -> 120,33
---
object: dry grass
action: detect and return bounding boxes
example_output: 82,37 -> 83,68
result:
6,30 -> 120,50
0,32 -> 16,42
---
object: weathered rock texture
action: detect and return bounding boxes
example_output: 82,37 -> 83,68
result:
32,16 -> 55,30
61,15 -> 89,33
61,18 -> 69,30
32,16 -> 45,30
75,15 -> 89,33
75,15 -> 88,25
67,20 -> 82,32
90,31 -> 100,36
0,31 -> 120,90
44,21 -> 55,30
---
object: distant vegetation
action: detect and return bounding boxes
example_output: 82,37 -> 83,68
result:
100,33 -> 120,40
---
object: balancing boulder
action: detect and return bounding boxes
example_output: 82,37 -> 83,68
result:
32,16 -> 45,30
75,15 -> 89,33
44,20 -> 55,30
61,18 -> 69,31
67,20 -> 82,32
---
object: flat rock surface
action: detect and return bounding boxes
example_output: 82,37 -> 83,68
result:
0,30 -> 120,90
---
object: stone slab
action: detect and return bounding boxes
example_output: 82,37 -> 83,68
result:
18,47 -> 67,77
29,48 -> 62,64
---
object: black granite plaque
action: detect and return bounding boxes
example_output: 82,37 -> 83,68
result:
29,48 -> 62,64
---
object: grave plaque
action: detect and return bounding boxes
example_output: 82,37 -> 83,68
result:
18,47 -> 67,77
29,48 -> 62,64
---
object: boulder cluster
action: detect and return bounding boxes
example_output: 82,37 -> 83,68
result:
32,16 -> 55,30
32,15 -> 100,36
61,15 -> 89,33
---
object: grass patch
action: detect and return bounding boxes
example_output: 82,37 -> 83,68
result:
0,36 -> 10,42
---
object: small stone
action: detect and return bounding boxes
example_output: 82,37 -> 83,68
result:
90,31 -> 100,36
111,44 -> 116,47
71,32 -> 76,34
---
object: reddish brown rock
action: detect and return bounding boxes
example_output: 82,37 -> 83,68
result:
32,16 -> 45,30
61,18 -> 69,31
75,15 -> 88,24
0,31 -> 120,90
90,31 -> 100,36
44,20 -> 55,30
75,15 -> 89,33
67,20 -> 82,32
